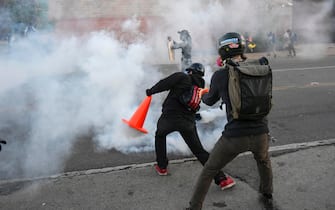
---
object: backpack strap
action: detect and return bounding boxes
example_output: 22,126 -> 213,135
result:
226,63 -> 241,119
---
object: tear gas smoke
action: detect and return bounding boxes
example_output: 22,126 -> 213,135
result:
0,30 -> 160,179
151,0 -> 334,61
293,0 -> 334,58
0,0 -> 332,179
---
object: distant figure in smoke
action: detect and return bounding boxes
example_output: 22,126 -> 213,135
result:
284,29 -> 297,57
0,139 -> 6,151
24,24 -> 37,37
169,29 -> 192,72
267,31 -> 277,58
145,63 -> 235,190
243,32 -> 256,53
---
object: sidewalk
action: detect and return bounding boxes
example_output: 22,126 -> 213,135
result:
1,141 -> 334,210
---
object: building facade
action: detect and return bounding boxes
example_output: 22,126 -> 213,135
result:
48,0 -> 161,35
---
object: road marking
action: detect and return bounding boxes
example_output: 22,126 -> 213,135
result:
274,65 -> 335,72
1,138 -> 335,184
274,82 -> 335,91
268,139 -> 335,152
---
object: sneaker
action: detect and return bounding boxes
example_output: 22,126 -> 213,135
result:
220,176 -> 235,190
260,194 -> 275,210
263,193 -> 273,199
154,164 -> 168,176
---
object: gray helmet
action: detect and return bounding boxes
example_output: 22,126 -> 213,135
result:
178,29 -> 190,35
218,32 -> 245,60
185,63 -> 205,77
178,29 -> 191,41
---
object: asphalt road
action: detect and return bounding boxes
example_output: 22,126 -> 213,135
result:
64,55 -> 335,173
269,56 -> 335,144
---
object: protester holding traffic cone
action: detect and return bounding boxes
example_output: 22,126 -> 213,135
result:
145,63 -> 235,190
122,96 -> 152,134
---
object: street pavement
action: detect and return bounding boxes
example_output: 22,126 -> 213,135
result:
0,140 -> 334,210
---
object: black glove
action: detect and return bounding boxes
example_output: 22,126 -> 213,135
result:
219,102 -> 224,110
259,57 -> 269,65
146,89 -> 152,96
195,113 -> 202,121
0,139 -> 7,151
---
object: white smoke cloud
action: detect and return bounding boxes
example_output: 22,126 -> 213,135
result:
293,0 -> 334,58
150,0 -> 284,61
0,31 -> 159,178
150,0 -> 334,61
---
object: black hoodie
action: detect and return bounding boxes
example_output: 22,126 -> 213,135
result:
147,72 -> 204,115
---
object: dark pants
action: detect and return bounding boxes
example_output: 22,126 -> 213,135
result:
288,43 -> 296,56
155,114 -> 226,184
189,133 -> 273,210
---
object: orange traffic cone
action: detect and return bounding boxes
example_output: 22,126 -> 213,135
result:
122,96 -> 152,134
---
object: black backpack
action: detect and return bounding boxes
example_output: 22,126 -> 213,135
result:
226,59 -> 272,120
179,85 -> 202,112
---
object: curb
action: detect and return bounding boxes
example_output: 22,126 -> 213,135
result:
1,138 -> 334,185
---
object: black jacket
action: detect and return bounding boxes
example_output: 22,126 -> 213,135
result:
202,62 -> 269,137
147,72 -> 204,115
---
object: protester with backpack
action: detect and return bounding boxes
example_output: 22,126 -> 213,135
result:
187,32 -> 274,210
145,63 -> 235,190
